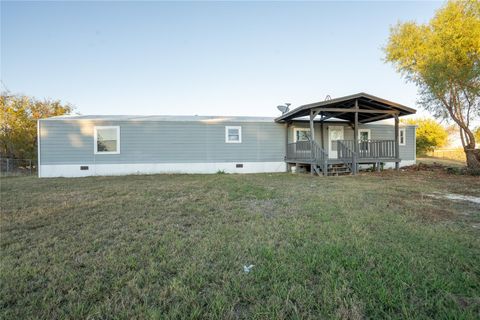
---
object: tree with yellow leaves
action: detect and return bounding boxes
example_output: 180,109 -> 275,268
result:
403,118 -> 448,155
385,0 -> 480,168
475,127 -> 480,143
0,94 -> 73,160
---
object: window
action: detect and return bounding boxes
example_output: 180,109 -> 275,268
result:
94,126 -> 120,154
399,128 -> 406,146
358,129 -> 371,152
225,126 -> 242,143
358,129 -> 370,141
294,128 -> 311,142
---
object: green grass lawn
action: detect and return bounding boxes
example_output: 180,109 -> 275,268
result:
1,171 -> 479,319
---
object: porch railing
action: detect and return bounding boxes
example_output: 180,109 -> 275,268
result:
286,140 -> 312,162
286,140 -> 328,175
312,141 -> 328,174
337,140 -> 396,159
337,141 -> 357,174
286,139 -> 396,176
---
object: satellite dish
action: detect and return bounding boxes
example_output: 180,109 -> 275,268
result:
277,103 -> 291,114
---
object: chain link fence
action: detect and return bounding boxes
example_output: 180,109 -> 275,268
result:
0,158 -> 37,177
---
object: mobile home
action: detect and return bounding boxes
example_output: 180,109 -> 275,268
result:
38,93 -> 416,177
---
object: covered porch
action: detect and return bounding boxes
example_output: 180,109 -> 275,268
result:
275,93 -> 416,176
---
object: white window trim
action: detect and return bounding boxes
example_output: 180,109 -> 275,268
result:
399,128 -> 406,146
358,128 -> 371,152
225,126 -> 242,143
293,128 -> 311,142
94,126 -> 120,154
358,129 -> 371,141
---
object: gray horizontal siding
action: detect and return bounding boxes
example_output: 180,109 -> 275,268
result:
288,122 -> 416,160
39,120 -> 286,165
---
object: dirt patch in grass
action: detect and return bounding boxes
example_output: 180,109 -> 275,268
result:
403,162 -> 450,172
387,195 -> 458,222
426,192 -> 480,205
404,160 -> 480,177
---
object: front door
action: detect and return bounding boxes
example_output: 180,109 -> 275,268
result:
328,126 -> 344,159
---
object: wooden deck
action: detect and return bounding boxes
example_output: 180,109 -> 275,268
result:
286,140 -> 399,176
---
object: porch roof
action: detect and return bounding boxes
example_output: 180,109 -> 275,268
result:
275,92 -> 416,124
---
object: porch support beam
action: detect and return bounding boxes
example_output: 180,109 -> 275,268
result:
309,110 -> 316,141
320,114 -> 325,149
353,99 -> 359,175
311,107 -> 399,114
394,114 -> 400,170
285,122 -> 290,172
320,111 -> 348,122
359,113 -> 394,123
309,110 -> 316,174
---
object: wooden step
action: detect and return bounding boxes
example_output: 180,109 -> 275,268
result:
311,163 -> 353,176
327,171 -> 351,176
327,163 -> 351,176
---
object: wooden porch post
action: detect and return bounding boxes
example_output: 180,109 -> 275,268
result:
285,122 -> 289,142
353,99 -> 359,175
309,110 -> 315,175
394,114 -> 400,170
320,112 -> 327,176
320,114 -> 325,150
285,122 -> 290,172
309,110 -> 316,139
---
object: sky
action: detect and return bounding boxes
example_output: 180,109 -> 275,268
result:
1,1 -> 443,117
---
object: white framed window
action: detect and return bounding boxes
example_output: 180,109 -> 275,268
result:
294,128 -> 311,142
225,126 -> 242,143
358,129 -> 371,141
94,126 -> 120,154
358,129 -> 371,152
399,128 -> 406,146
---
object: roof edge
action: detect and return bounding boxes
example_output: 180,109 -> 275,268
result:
39,115 -> 277,123
275,92 -> 416,122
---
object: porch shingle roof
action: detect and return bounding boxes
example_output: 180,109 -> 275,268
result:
275,92 -> 416,123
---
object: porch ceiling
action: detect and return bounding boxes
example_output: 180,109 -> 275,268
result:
275,92 -> 416,123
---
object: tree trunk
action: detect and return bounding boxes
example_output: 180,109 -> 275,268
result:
465,148 -> 480,169
457,125 -> 479,169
